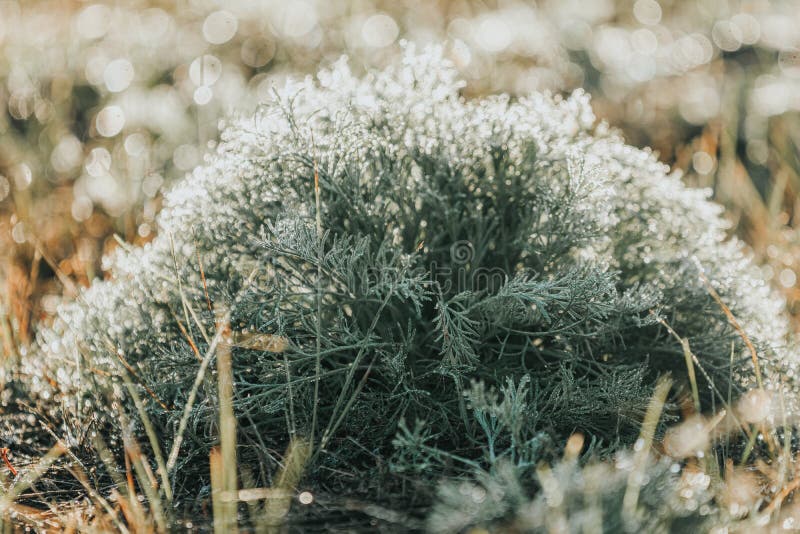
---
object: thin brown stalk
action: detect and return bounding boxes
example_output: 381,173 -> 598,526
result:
695,262 -> 763,389
173,311 -> 203,361
196,240 -> 213,312
654,313 -> 700,413
108,342 -> 170,411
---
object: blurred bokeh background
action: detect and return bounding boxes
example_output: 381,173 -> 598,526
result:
1,0 -> 800,352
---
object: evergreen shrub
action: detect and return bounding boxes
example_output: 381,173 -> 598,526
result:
10,46 -> 796,529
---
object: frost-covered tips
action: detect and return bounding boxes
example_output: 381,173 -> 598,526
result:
14,47 -> 797,520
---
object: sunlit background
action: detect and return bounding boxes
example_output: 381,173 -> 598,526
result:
2,0 -> 800,347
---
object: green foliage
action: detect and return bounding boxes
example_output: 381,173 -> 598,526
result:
6,47 -> 795,528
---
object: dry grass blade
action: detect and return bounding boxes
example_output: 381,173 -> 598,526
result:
622,374 -> 673,521
173,313 -> 203,362
0,442 -> 67,532
29,235 -> 79,299
196,236 -> 213,312
93,433 -> 147,529
319,288 -> 395,454
534,463 -> 567,530
170,232 -> 198,348
66,464 -> 130,534
694,260 -> 763,389
0,291 -> 17,360
259,438 -> 311,533
239,468 -> 263,526
311,143 -> 323,450
654,313 -> 701,413
4,258 -> 33,347
210,447 -> 225,534
230,333 -> 289,353
0,442 -> 66,505
216,310 -> 238,533
119,409 -> 167,533
109,345 -> 170,411
563,433 -> 585,462
0,450 -> 16,478
119,368 -> 173,505
167,309 -> 232,473
1,501 -> 63,532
